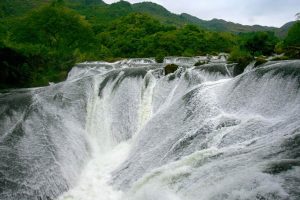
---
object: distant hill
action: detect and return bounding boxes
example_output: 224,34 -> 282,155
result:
132,2 -> 188,26
131,2 -> 291,37
180,13 -> 276,33
0,0 -> 293,37
0,0 -> 50,17
131,1 -> 293,37
0,0 -> 105,18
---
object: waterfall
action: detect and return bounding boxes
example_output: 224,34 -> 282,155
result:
0,58 -> 299,200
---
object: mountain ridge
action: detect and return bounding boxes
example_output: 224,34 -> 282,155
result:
0,0 -> 294,36
130,1 -> 293,37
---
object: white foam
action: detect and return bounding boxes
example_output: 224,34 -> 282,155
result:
58,142 -> 130,200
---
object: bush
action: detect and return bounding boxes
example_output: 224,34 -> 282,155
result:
5,3 -> 100,87
285,47 -> 300,59
155,53 -> 165,63
240,31 -> 278,56
228,47 -> 253,76
283,21 -> 300,59
164,64 -> 178,75
275,41 -> 284,54
284,22 -> 300,48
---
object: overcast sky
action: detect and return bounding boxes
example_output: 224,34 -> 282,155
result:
103,0 -> 300,27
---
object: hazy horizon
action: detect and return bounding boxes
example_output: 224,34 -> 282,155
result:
104,0 -> 300,27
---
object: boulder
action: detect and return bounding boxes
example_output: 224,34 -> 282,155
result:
164,64 -> 179,75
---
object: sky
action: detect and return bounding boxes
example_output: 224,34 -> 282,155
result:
103,0 -> 300,27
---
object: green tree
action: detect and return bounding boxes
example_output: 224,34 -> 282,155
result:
11,4 -> 96,55
241,32 -> 278,56
176,25 -> 207,55
7,3 -> 99,86
0,0 -> 246,89
98,13 -> 165,58
284,21 -> 300,58
284,21 -> 300,47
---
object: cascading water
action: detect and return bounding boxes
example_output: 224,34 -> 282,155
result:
0,57 -> 299,200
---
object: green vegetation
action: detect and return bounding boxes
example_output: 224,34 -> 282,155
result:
165,64 -> 179,75
284,21 -> 300,47
227,28 -> 299,76
2,3 -> 98,87
283,21 -> 300,59
0,0 -> 299,88
0,1 -> 236,88
240,31 -> 279,56
228,47 -> 253,76
0,0 -> 292,35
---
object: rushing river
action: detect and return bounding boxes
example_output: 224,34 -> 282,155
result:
0,57 -> 299,200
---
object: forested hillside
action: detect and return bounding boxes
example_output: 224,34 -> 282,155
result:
0,0 -> 291,34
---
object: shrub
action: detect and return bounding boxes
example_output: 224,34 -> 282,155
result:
164,64 -> 178,75
283,21 -> 300,59
240,31 -> 278,56
228,47 -> 253,76
284,21 -> 300,48
155,53 -> 165,63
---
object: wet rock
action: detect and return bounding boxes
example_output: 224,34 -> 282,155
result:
164,64 -> 179,75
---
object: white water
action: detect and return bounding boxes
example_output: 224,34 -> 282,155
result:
0,57 -> 299,200
59,142 -> 130,200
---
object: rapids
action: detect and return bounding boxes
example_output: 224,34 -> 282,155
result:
0,57 -> 299,200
